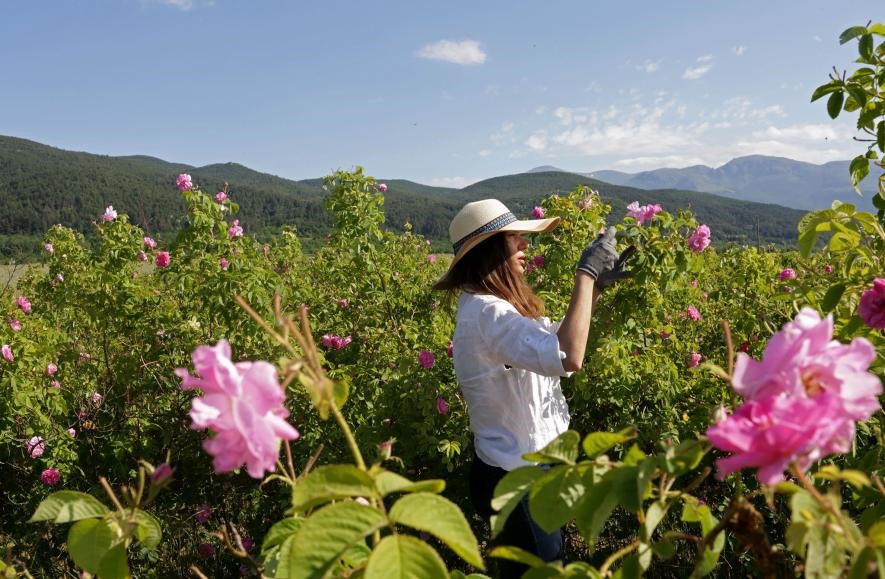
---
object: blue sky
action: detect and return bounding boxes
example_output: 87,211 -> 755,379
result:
1,1 -> 880,187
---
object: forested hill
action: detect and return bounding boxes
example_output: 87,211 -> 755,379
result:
0,135 -> 806,258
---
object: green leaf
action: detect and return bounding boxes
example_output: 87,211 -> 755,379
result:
848,546 -> 877,579
878,120 -> 885,153
388,492 -> 484,570
364,535 -> 448,579
845,85 -> 868,108
661,440 -> 706,477
291,465 -> 379,513
574,471 -> 619,551
810,81 -> 842,102
850,154 -> 871,192
827,91 -> 844,119
29,491 -> 110,523
488,545 -> 546,568
528,465 -> 588,533
821,282 -> 847,312
868,521 -> 885,547
133,511 -> 162,551
859,34 -> 874,59
289,502 -> 387,579
523,430 -> 581,465
869,23 -> 885,35
773,481 -> 803,494
373,471 -> 445,496
582,427 -> 637,459
839,25 -> 868,44
263,535 -> 297,578
98,544 -> 130,579
490,466 -> 544,538
622,444 -> 646,466
262,518 -> 303,554
642,502 -> 670,542
651,539 -> 677,561
67,518 -> 115,574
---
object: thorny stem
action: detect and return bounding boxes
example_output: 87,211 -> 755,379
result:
599,539 -> 640,576
790,465 -> 863,552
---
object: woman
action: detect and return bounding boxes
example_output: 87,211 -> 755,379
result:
433,199 -> 631,576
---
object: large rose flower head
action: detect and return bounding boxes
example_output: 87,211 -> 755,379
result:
858,278 -> 885,330
176,340 -> 300,478
176,173 -> 193,191
626,201 -> 662,226
228,220 -> 244,239
16,296 -> 32,314
102,206 -> 118,222
731,307 -> 881,422
687,224 -> 711,252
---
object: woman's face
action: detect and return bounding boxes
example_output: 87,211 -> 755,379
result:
504,233 -> 529,275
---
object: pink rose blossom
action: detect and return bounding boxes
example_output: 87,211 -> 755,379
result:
626,201 -> 662,225
27,436 -> 45,458
531,206 -> 545,219
67,428 -> 76,437
155,251 -> 170,268
219,257 -> 230,271
1,344 -> 13,362
44,243 -> 54,253
151,463 -> 173,485
9,319 -> 21,331
54,273 -> 64,283
533,255 -> 545,268
91,392 -> 103,404
176,174 -> 193,191
687,224 -> 711,252
858,278 -> 885,330
215,192 -> 228,203
176,340 -> 300,478
686,306 -> 701,321
47,363 -> 58,376
436,397 -> 450,414
102,206 -> 118,222
338,299 -> 349,308
427,254 -> 437,263
16,296 -> 32,314
577,196 -> 593,210
823,264 -> 833,274
41,468 -> 61,486
418,349 -> 435,370
446,341 -> 454,358
51,380 -> 61,389
137,250 -> 148,262
689,352 -> 702,367
377,183 -> 388,193
196,503 -> 213,523
690,279 -> 698,288
228,220 -> 244,239
779,268 -> 797,281
321,334 -> 352,350
143,236 -> 157,249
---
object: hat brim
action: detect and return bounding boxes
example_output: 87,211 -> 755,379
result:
437,216 -> 560,282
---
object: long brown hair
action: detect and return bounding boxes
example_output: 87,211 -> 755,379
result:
433,233 -> 544,318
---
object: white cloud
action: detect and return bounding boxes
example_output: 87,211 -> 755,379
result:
733,45 -> 747,56
525,131 -> 548,152
417,40 -> 487,65
429,176 -> 477,188
478,149 -> 491,157
683,63 -> 713,80
697,54 -> 714,63
813,35 -> 822,42
614,155 -> 709,170
491,121 -> 516,144
636,59 -> 661,73
149,0 -> 194,9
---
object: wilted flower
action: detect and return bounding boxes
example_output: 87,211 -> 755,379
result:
626,201 -> 662,225
44,243 -> 54,253
446,341 -> 454,358
377,183 -> 388,193
143,236 -> 157,249
197,543 -> 215,558
436,397 -> 450,414
101,206 -> 118,222
659,330 -> 672,340
823,264 -> 833,274
176,173 -> 193,191
378,439 -> 394,461
9,319 -> 21,331
47,363 -> 58,376
228,219 -> 244,239
241,536 -> 255,551
427,254 -> 437,263
687,224 -> 711,252
16,296 -> 32,314
195,503 -> 213,523
418,349 -> 435,370
137,250 -> 148,262
689,352 -> 702,368
41,468 -> 61,486
779,268 -> 797,281
219,257 -> 230,271
1,345 -> 13,362
531,206 -> 545,219
215,192 -> 228,203
27,436 -> 45,458
51,380 -> 61,389
176,341 -> 300,478
858,278 -> 885,330
686,306 -> 701,321
155,251 -> 170,268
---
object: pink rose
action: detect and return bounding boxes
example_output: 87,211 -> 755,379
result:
44,243 -> 54,253
858,278 -> 885,330
176,173 -> 193,191
531,206 -> 545,219
436,397 -> 450,415
151,463 -> 173,485
143,237 -> 157,249
27,436 -> 45,458
779,268 -> 797,281
215,192 -> 228,203
51,380 -> 61,389
47,363 -> 58,376
176,341 -> 300,478
102,206 -> 118,222
41,468 -> 61,486
9,319 -> 21,332
338,299 -> 349,308
1,344 -> 13,362
823,264 -> 833,274
195,503 -> 213,523
67,427 -> 76,437
54,273 -> 64,283
626,201 -> 662,225
16,296 -> 32,314
219,257 -> 230,271
687,306 -> 701,321
91,392 -> 103,404
689,352 -> 702,367
687,224 -> 711,252
228,220 -> 244,239
418,349 -> 435,370
427,254 -> 437,263
155,251 -> 170,268
577,196 -> 593,210
377,183 -> 388,193
137,250 -> 148,262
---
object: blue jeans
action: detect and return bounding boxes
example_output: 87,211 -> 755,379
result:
469,454 -> 563,578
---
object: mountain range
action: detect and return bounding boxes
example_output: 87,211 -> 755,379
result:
0,135 -> 839,258
529,156 -> 883,211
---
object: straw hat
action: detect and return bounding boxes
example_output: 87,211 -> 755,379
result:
442,199 -> 560,274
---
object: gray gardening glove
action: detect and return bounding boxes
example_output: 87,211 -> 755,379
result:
596,245 -> 636,290
576,227 -> 619,280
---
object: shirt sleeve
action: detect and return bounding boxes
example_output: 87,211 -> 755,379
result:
477,299 -> 571,377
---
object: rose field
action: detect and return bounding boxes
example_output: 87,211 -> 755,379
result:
1,24 -> 884,579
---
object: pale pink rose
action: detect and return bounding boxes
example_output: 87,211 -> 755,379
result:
687,224 -> 711,252
41,468 -> 61,486
155,251 -> 170,268
228,220 -> 244,239
626,201 -> 662,225
731,307 -> 881,423
779,268 -> 797,281
418,349 -> 435,370
54,273 -> 64,283
687,306 -> 701,321
531,206 -> 545,219
44,243 -> 54,253
427,254 -> 437,263
137,250 -> 148,262
16,296 -> 32,314
47,363 -> 58,376
67,427 -> 76,437
102,206 -> 118,222
176,340 -> 300,478
690,279 -> 698,288
577,196 -> 593,210
9,319 -> 21,332
446,341 -> 454,358
79,352 -> 92,360
27,436 -> 45,458
262,244 -> 270,254
858,278 -> 885,330
219,257 -> 230,271
215,192 -> 228,203
91,392 -> 102,404
338,299 -> 349,308
176,173 -> 193,191
689,352 -> 702,367
426,239 -> 431,245
51,380 -> 61,389
707,393 -> 854,484
377,183 -> 388,193
143,237 -> 157,249
823,264 -> 833,274
1,344 -> 13,362
436,397 -> 449,414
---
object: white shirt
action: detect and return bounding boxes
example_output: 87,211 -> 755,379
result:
453,292 -> 571,471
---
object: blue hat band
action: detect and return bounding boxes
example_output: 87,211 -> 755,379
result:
452,212 -> 517,254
